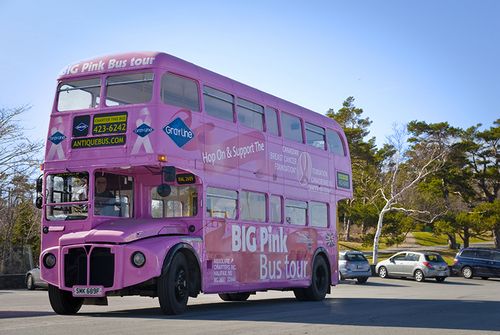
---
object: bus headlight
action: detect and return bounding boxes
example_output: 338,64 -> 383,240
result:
43,253 -> 56,269
131,251 -> 146,268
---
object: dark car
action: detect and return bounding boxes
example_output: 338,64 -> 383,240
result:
452,247 -> 500,280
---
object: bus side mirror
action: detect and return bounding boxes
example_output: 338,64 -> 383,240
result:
163,166 -> 176,182
35,175 -> 43,209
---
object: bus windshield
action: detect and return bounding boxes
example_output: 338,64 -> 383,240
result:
45,172 -> 89,221
94,172 -> 134,217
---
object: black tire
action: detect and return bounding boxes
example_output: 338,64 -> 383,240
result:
436,277 -> 445,282
293,288 -> 309,301
462,266 -> 473,279
48,285 -> 84,315
219,294 -> 233,301
339,272 -> 345,281
304,256 -> 329,301
356,277 -> 368,284
414,269 -> 425,282
158,252 -> 189,315
229,292 -> 251,301
378,266 -> 388,278
26,274 -> 35,290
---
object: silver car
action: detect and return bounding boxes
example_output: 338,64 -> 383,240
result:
376,251 -> 450,282
26,267 -> 48,290
338,250 -> 372,283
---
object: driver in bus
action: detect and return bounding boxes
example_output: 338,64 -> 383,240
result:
94,176 -> 119,216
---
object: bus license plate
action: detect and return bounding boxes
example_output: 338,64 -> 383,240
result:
73,286 -> 103,296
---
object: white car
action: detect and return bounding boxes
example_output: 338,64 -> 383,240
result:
338,250 -> 372,283
376,251 -> 450,282
26,267 -> 48,290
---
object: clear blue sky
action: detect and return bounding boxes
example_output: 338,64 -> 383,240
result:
1,0 -> 499,148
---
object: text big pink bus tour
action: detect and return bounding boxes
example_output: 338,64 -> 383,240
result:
37,52 -> 352,315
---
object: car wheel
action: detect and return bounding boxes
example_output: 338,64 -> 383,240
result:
356,277 -> 368,284
462,266 -> 473,279
435,277 -> 445,282
339,272 -> 345,281
158,252 -> 189,315
48,285 -> 84,315
378,266 -> 388,278
26,274 -> 35,290
414,269 -> 425,282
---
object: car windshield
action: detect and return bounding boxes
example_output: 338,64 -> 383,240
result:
346,254 -> 367,262
425,254 -> 445,262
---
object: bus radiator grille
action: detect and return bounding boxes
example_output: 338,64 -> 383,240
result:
64,246 -> 115,288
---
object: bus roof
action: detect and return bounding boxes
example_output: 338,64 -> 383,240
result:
57,51 -> 342,132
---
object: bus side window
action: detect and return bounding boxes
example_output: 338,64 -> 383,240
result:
240,190 -> 266,222
310,201 -> 328,227
326,129 -> 345,156
203,86 -> 234,122
237,98 -> 264,131
161,73 -> 200,111
282,113 -> 303,143
266,107 -> 280,136
151,185 -> 197,218
206,187 -> 237,219
270,195 -> 282,223
285,199 -> 307,226
306,123 -> 326,150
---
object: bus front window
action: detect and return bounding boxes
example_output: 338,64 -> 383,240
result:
45,172 -> 89,221
94,173 -> 134,217
57,78 -> 101,111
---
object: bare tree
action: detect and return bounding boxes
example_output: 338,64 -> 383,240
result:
372,124 -> 445,263
0,106 -> 43,274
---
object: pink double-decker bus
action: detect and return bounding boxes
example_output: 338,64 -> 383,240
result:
37,52 -> 352,315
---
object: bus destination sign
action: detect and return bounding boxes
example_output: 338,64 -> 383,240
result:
92,112 -> 127,135
176,173 -> 196,184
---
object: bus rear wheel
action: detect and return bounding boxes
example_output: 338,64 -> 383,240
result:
158,252 -> 189,315
305,256 -> 329,301
48,285 -> 84,315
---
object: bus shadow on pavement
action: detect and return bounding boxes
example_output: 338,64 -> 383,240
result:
78,296 -> 500,332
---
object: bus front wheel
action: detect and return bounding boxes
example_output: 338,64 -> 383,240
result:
158,252 -> 189,315
48,285 -> 84,315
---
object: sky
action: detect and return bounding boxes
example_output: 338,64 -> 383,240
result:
1,0 -> 499,149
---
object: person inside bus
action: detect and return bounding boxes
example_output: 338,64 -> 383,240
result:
94,176 -> 120,216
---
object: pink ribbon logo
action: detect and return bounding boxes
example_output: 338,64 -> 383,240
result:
297,152 -> 312,186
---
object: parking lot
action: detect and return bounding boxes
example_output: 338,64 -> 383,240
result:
1,276 -> 499,335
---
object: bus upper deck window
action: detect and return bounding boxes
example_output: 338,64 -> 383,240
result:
203,86 -> 234,122
237,98 -> 264,131
57,78 -> 101,111
266,108 -> 279,136
105,72 -> 154,106
161,73 -> 200,111
326,129 -> 345,156
282,113 -> 303,143
306,122 -> 326,150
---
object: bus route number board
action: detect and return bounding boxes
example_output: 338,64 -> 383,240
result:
73,286 -> 104,297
